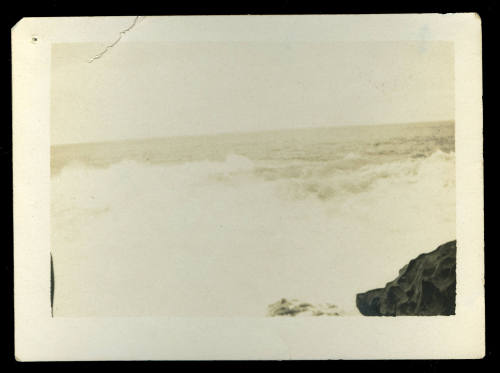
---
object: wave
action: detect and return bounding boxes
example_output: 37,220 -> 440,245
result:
51,150 -> 455,316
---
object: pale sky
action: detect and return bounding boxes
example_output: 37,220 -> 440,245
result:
51,41 -> 454,145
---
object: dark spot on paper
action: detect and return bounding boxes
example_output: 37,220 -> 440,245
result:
50,253 -> 54,317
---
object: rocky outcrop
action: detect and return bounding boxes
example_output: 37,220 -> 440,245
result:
268,298 -> 344,317
356,240 -> 456,316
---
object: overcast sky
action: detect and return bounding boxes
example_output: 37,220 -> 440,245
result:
51,41 -> 453,145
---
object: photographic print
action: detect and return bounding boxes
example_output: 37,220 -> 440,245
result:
13,15 -> 484,360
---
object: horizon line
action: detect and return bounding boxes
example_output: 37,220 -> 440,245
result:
51,119 -> 454,147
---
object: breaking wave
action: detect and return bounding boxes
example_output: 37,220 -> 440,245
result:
51,149 -> 455,316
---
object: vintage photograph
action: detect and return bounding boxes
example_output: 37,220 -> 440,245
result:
49,39 -> 456,317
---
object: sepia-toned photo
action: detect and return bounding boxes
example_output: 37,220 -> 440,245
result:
50,39 -> 455,317
13,15 -> 484,360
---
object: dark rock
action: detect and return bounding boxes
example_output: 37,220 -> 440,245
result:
356,240 -> 456,316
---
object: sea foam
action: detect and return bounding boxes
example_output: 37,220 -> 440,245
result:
51,147 -> 455,316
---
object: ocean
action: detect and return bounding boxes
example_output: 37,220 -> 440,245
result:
51,121 -> 456,317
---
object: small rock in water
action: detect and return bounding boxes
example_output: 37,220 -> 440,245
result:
267,298 -> 344,317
